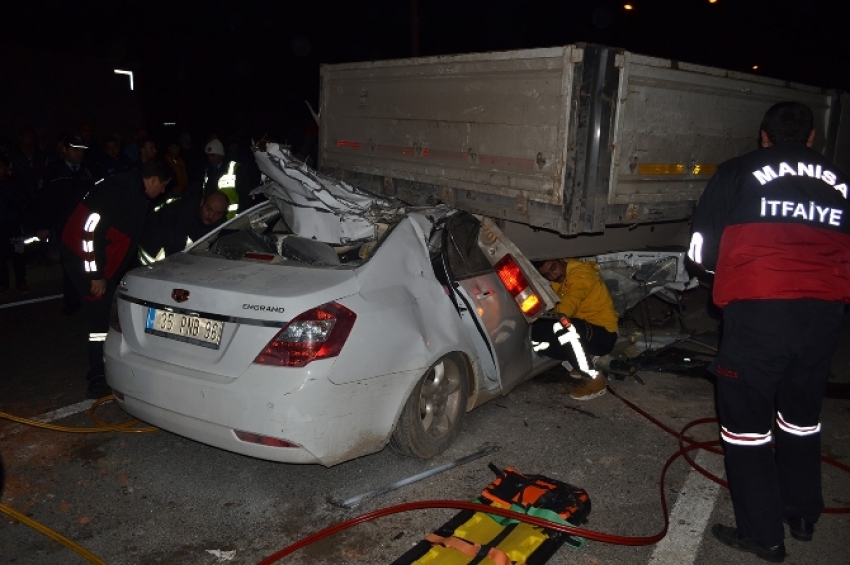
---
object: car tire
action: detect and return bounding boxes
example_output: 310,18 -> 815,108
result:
390,353 -> 469,459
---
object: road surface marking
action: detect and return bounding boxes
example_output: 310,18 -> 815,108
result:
33,400 -> 96,423
0,294 -> 63,310
648,449 -> 725,565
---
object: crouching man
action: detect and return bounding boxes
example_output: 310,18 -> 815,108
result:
531,258 -> 619,401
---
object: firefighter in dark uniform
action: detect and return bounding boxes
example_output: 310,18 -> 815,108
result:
137,190 -> 228,265
689,101 -> 850,562
61,159 -> 172,398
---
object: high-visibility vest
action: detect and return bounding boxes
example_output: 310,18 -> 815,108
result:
204,161 -> 240,219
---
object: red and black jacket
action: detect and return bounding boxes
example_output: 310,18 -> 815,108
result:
689,142 -> 850,307
61,170 -> 151,281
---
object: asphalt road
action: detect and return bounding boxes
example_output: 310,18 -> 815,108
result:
2,261 -> 849,565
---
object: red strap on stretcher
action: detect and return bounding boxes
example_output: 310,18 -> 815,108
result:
424,533 -> 518,565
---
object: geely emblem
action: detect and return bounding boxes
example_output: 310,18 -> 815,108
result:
171,289 -> 190,303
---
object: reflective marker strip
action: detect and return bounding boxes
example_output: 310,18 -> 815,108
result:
688,232 -> 703,264
219,161 -> 238,189
776,412 -> 821,436
153,197 -> 176,213
227,203 -> 238,212
139,246 -> 167,265
89,332 -> 108,342
532,340 -> 549,352
82,212 -> 101,273
555,322 -> 598,378
637,163 -> 718,176
139,247 -> 156,265
720,425 -> 772,446
84,213 -> 101,233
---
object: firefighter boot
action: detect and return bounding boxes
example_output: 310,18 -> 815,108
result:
570,373 -> 607,401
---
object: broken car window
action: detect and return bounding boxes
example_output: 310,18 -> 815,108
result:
445,214 -> 493,279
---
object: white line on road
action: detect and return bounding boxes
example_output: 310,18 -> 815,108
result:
33,400 -> 96,423
648,449 -> 726,565
0,294 -> 63,310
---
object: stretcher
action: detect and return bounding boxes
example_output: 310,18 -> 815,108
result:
392,465 -> 591,565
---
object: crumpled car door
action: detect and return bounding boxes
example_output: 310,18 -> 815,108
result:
440,213 -> 533,393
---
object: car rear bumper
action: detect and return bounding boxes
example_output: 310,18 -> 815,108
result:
104,334 -> 419,466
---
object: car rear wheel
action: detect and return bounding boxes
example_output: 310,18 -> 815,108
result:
390,353 -> 469,459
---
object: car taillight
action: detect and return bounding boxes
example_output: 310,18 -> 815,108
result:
494,254 -> 543,316
253,302 -> 356,367
109,296 -> 122,333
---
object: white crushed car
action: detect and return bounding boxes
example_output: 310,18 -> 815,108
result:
104,143 -> 560,466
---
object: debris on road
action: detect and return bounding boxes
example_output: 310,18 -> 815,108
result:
205,548 -> 237,561
328,444 -> 499,509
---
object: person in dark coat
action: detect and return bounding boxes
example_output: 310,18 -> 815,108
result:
9,127 -> 48,197
0,152 -> 29,292
39,135 -> 95,313
60,159 -> 171,398
137,190 -> 228,265
93,134 -> 133,181
689,101 -> 850,562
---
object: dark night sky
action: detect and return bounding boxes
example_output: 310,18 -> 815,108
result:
3,0 -> 849,143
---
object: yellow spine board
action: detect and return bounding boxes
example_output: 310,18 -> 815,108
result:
411,510 -> 549,564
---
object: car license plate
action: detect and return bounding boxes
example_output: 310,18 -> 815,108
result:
145,308 -> 224,349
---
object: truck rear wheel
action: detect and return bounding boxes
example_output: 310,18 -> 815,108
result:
390,353 -> 468,459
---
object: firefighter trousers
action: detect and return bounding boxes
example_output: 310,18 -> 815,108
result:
712,299 -> 844,546
531,316 -> 617,371
61,250 -> 116,381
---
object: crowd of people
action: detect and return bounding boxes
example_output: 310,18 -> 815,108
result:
0,124 -> 277,295
0,123 -> 287,397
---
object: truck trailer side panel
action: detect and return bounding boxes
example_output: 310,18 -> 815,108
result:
319,44 -> 846,250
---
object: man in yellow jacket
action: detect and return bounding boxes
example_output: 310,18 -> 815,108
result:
532,258 -> 619,400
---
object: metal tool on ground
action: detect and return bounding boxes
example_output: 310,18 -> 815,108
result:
329,444 -> 499,509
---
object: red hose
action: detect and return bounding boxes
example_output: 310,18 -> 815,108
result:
258,385 -> 850,564
608,386 -> 850,512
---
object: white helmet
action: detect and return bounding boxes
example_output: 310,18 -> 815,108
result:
205,139 -> 225,156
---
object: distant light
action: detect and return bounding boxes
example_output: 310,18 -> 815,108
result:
709,0 -> 718,3
624,4 -> 634,9
163,122 -> 176,126
752,65 -> 759,70
114,69 -> 134,90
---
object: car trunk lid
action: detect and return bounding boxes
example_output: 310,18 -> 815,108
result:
117,252 -> 359,379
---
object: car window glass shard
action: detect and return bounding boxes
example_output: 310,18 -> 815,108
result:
211,228 -> 277,261
276,235 -> 340,266
445,213 -> 494,279
252,142 -> 400,246
191,203 -> 378,267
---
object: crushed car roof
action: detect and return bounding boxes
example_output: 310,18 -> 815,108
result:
252,142 -> 405,245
